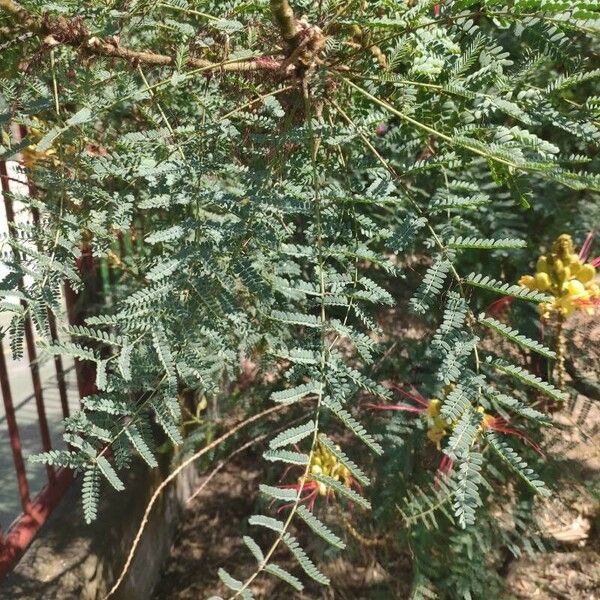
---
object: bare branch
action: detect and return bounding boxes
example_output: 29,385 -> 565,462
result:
0,0 -> 282,73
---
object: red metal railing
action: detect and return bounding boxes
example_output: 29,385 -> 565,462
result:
0,157 -> 81,578
0,127 -> 140,576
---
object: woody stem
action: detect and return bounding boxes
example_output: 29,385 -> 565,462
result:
270,0 -> 299,49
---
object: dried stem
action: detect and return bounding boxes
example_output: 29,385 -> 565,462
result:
103,403 -> 289,600
0,0 -> 281,73
554,313 -> 566,392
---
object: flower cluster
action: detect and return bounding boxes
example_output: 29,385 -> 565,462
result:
278,442 -> 358,511
368,386 -> 541,458
519,233 -> 600,319
20,118 -> 60,169
366,386 -> 449,449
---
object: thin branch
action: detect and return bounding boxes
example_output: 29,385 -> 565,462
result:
103,403 -> 289,600
186,413 -> 307,505
86,38 -> 275,72
0,0 -> 281,73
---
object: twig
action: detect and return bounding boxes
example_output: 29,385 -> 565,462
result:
0,0 -> 281,73
186,413 -> 307,505
103,403 -> 288,600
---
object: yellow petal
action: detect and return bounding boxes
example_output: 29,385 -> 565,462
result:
566,279 -> 586,297
578,264 -> 596,284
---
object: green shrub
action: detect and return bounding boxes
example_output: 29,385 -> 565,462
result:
1,0 -> 599,597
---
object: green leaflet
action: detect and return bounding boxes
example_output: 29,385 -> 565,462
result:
271,381 -> 322,404
152,326 -> 177,390
441,383 -> 474,421
118,344 -> 132,381
269,420 -> 315,450
447,237 -> 526,250
398,480 -> 454,530
296,505 -> 346,549
82,467 -> 100,524
491,393 -> 552,424
451,452 -> 484,529
264,564 -> 304,591
218,568 -> 252,598
282,533 -> 330,585
270,310 -> 322,328
410,257 -> 452,314
96,456 -> 125,491
259,484 -> 299,502
312,474 -> 371,510
463,274 -> 552,303
151,397 -> 183,445
243,536 -> 265,563
318,434 -> 370,486
263,449 -> 310,465
388,215 -> 428,252
125,423 -> 158,468
446,409 -> 482,457
478,315 -> 556,359
322,398 -> 383,454
248,514 -> 285,534
488,358 -> 567,402
486,433 -> 549,496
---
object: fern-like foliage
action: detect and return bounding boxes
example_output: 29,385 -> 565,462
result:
1,0 -> 598,596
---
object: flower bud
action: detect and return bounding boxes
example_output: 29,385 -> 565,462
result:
554,260 -> 569,286
536,256 -> 548,273
519,275 -> 536,289
534,272 -> 551,291
578,264 -> 596,284
569,254 -> 582,267
553,234 -> 575,259
426,398 -> 441,417
553,258 -> 564,276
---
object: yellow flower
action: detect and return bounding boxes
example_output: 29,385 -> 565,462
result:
518,233 -> 599,319
534,272 -> 551,291
519,275 -> 535,289
306,442 -> 354,495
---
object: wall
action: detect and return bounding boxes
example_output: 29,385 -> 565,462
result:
0,456 -> 198,600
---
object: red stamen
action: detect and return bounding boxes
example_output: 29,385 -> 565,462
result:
486,295 -> 513,317
435,453 -> 454,487
579,230 -> 595,262
574,297 -> 600,308
486,417 -> 544,456
388,384 -> 429,407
